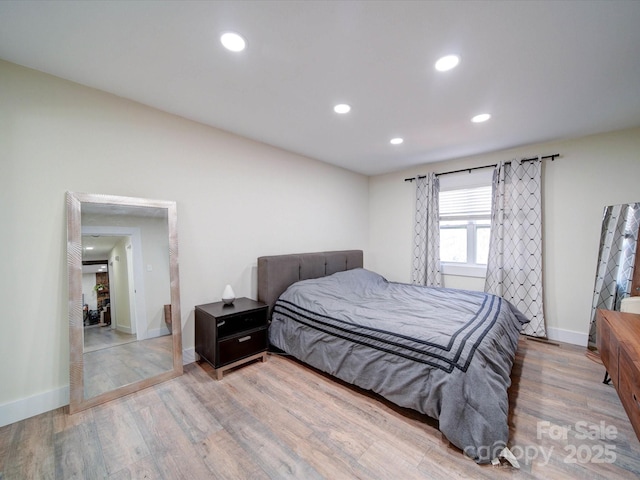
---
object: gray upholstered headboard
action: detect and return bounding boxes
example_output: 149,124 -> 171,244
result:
257,250 -> 363,317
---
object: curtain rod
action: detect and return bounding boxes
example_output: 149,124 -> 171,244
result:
403,153 -> 560,182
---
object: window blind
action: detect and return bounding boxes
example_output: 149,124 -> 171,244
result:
439,185 -> 492,219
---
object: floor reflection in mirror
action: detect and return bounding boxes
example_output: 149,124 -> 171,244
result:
83,335 -> 173,399
84,326 -> 137,353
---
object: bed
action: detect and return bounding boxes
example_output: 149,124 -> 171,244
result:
257,250 -> 528,464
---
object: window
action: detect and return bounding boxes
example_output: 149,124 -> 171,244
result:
439,171 -> 493,277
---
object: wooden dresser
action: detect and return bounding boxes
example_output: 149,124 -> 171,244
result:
597,309 -> 640,440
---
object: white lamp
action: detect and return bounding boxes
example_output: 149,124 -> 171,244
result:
222,284 -> 235,305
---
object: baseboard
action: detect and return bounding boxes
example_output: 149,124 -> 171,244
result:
0,386 -> 69,428
183,347 -> 196,365
546,327 -> 588,347
116,324 -> 133,334
146,326 -> 171,339
1,346 -> 196,428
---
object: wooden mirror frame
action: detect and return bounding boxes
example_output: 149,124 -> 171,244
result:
67,192 -> 183,414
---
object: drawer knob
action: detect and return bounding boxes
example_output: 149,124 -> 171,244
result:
217,321 -> 226,327
238,335 -> 251,343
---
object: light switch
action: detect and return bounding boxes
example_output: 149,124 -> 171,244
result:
147,264 -> 153,272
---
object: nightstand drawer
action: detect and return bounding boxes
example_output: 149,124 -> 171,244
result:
218,310 -> 267,339
218,328 -> 268,366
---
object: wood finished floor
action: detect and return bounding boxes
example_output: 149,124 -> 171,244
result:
1,338 -> 639,479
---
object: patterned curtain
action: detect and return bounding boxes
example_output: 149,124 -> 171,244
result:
484,160 -> 545,337
587,203 -> 640,350
412,173 -> 441,287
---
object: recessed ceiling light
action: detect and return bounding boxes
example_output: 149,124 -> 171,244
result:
435,55 -> 460,72
471,113 -> 491,123
334,104 -> 351,114
85,247 -> 94,250
220,32 -> 246,52
390,138 -> 404,145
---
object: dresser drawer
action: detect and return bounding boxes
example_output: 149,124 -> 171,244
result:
218,309 -> 267,339
596,309 -> 640,441
618,347 -> 640,439
218,328 -> 268,366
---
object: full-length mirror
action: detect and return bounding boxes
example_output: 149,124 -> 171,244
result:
67,192 -> 182,413
588,201 -> 640,351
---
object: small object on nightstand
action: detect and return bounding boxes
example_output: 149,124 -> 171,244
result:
222,284 -> 235,305
195,297 -> 268,380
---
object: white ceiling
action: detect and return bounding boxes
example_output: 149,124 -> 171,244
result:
82,235 -> 125,264
1,1 -> 639,176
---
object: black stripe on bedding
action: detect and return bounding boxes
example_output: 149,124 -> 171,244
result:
276,294 -> 490,353
271,295 -> 501,373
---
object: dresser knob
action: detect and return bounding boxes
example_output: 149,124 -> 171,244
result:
238,335 -> 251,343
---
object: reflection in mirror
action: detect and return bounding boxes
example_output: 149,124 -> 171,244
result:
67,192 -> 182,413
588,202 -> 640,351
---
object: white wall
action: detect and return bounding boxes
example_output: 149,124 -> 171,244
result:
369,127 -> 640,345
0,60 -> 369,423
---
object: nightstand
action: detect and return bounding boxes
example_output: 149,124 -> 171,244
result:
195,297 -> 269,380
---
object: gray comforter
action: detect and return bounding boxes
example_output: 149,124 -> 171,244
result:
268,268 -> 529,463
